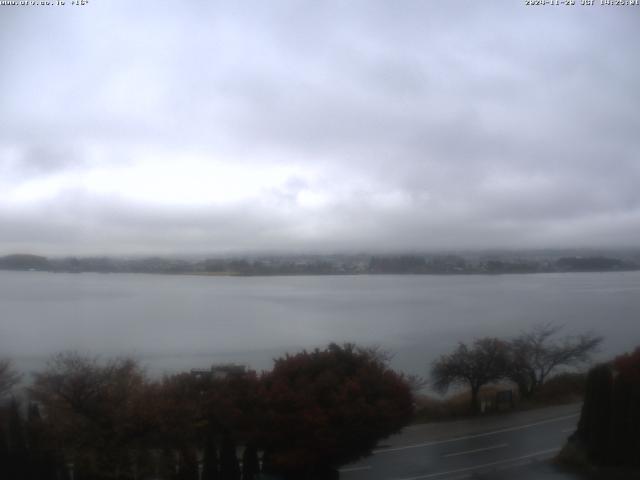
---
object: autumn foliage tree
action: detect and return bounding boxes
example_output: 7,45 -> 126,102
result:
260,343 -> 413,479
157,365 -> 263,477
2,344 -> 414,480
29,352 -> 154,479
577,363 -> 613,464
573,346 -> 640,468
609,347 -> 640,466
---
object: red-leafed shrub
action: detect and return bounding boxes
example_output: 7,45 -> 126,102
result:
260,343 -> 413,479
609,347 -> 640,466
614,347 -> 640,386
572,346 -> 640,469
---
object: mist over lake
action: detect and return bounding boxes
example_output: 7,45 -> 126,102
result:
2,270 -> 639,379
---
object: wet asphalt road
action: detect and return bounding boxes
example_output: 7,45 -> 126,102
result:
339,404 -> 583,480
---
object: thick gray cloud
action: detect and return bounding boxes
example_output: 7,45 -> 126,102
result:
1,1 -> 639,255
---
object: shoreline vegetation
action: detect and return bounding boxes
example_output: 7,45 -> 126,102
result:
1,250 -> 639,277
0,344 -> 413,480
2,335 -> 633,478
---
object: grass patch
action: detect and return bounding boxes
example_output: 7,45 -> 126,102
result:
522,372 -> 586,407
413,384 -> 511,422
413,373 -> 586,423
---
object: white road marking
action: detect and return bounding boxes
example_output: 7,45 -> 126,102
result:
391,447 -> 561,480
339,465 -> 372,473
562,428 -> 574,433
443,443 -> 508,458
373,413 -> 578,454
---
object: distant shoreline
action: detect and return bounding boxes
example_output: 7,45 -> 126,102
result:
1,251 -> 638,277
2,267 -> 639,278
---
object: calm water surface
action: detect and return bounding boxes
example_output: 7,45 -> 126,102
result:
1,270 -> 639,377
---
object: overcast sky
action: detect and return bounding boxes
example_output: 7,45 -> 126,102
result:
1,1 -> 639,256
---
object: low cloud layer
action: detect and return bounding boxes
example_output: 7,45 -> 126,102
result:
1,1 -> 639,255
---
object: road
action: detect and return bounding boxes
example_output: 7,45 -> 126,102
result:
339,404 -> 583,480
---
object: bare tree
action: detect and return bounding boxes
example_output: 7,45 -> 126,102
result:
406,374 -> 428,395
358,344 -> 395,365
0,359 -> 21,398
431,338 -> 509,414
29,351 -> 151,477
507,323 -> 602,398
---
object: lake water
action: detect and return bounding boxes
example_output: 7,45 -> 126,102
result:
1,270 -> 639,378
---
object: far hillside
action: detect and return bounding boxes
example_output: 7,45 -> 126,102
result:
0,254 -> 49,271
